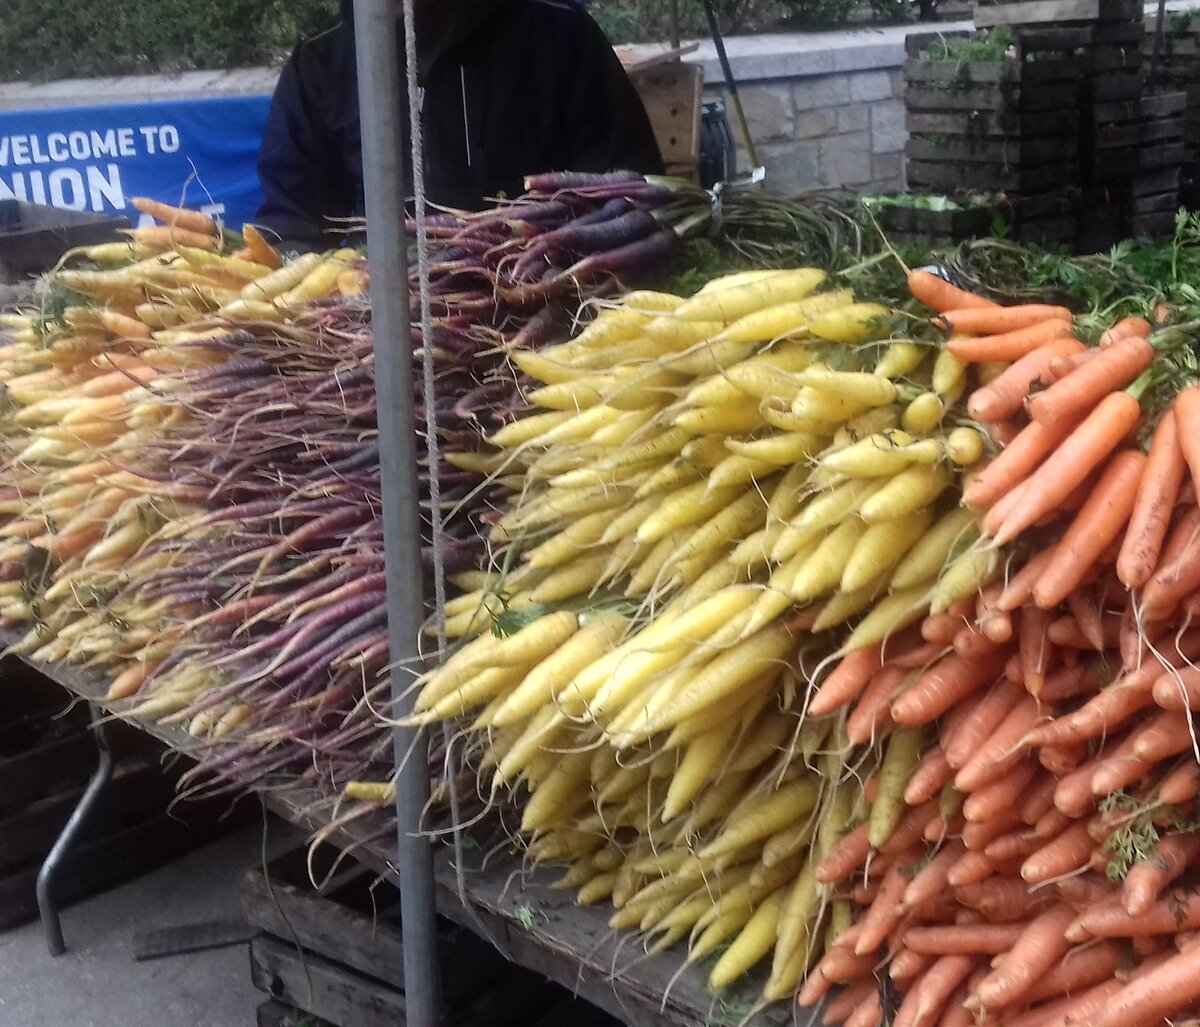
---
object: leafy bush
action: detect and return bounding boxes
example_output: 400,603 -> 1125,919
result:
590,0 -> 781,43
0,0 -> 339,82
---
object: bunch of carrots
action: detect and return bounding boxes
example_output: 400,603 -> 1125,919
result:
793,270 -> 1200,1025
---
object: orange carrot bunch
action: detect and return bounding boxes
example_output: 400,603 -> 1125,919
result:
799,282 -> 1200,1026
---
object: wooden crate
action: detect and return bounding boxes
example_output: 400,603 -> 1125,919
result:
243,844 -> 623,1027
629,62 -> 703,184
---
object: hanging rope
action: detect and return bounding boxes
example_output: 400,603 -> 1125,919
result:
399,0 -> 490,940
400,0 -> 447,652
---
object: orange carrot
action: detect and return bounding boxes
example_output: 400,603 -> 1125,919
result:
1085,941 -> 1200,1027
964,416 -> 1081,511
889,947 -> 936,986
1065,593 -> 1114,651
127,224 -> 219,251
947,848 -> 1002,886
940,305 -> 1073,336
1021,942 -> 1121,1007
131,196 -> 218,235
1122,833 -> 1200,917
1020,820 -> 1095,884
905,953 -> 976,1027
1141,510 -> 1200,621
921,613 -> 965,645
1071,889 -> 1200,939
948,319 -> 1075,363
892,640 -> 955,671
961,808 -> 1023,851
816,822 -> 871,884
955,877 -> 1055,921
1118,411 -> 1186,588
1030,977 -> 1128,1027
994,393 -> 1144,545
1032,449 -> 1146,608
962,758 -> 1037,823
996,548 -> 1058,612
1099,316 -> 1152,347
908,269 -> 998,313
847,665 -> 909,745
797,947 -> 868,1005
903,840 -> 965,910
1027,335 -> 1154,428
1152,666 -> 1200,710
904,747 -> 953,805
967,336 -> 1086,423
1018,773 -> 1060,826
944,681 -> 1023,770
984,825 -> 1044,862
1049,346 -> 1102,379
1159,762 -> 1200,805
1039,742 -> 1087,778
967,903 -> 1077,1011
855,862 -> 910,954
1019,606 -> 1054,698
954,695 -> 1039,792
821,981 -> 875,1023
809,643 -> 884,716
843,991 -> 882,1027
892,649 -> 1008,727
882,803 -> 942,859
952,624 -> 999,659
1130,709 -> 1194,762
1171,386 -> 1200,508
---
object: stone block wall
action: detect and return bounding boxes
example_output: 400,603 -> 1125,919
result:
660,21 -> 973,196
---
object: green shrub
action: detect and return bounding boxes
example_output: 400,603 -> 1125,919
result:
0,0 -> 339,82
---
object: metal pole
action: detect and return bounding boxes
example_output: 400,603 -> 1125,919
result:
37,707 -> 113,956
668,0 -> 681,50
700,0 -> 761,170
351,2 -> 440,1024
1150,0 -> 1168,95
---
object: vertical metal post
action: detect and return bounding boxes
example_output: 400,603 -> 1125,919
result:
700,0 -> 760,170
351,2 -> 441,1024
668,0 -> 681,50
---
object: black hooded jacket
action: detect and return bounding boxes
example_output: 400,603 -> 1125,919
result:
255,0 -> 665,251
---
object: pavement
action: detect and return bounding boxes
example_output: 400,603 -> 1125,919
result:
0,820 -> 301,1027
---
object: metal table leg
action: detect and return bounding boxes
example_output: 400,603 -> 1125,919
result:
37,704 -> 113,956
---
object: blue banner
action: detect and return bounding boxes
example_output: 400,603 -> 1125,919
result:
0,95 -> 272,232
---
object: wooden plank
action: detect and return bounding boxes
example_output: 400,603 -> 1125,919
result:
250,936 -> 406,1027
905,82 -> 1080,112
632,64 -> 703,167
906,135 -> 1065,163
615,44 -> 700,76
906,109 -> 1077,137
906,157 -> 1076,191
973,0 -> 1098,27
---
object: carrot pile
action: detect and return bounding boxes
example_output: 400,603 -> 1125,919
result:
396,262 -> 1200,1020
0,177 -> 681,799
8,183 -> 1200,1021
792,272 -> 1200,1025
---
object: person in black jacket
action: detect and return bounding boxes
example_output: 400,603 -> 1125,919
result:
255,0 -> 665,252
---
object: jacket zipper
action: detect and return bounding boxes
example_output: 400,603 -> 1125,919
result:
460,65 -> 474,169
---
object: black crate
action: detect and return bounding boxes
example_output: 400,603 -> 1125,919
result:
0,200 -> 128,278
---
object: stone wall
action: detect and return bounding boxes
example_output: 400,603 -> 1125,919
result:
640,20 -> 971,195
